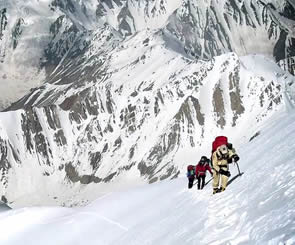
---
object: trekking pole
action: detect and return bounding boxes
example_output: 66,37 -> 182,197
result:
205,177 -> 213,186
235,161 -> 241,175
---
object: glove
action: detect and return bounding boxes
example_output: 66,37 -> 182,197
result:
219,169 -> 231,177
219,168 -> 226,175
227,143 -> 233,150
232,154 -> 240,162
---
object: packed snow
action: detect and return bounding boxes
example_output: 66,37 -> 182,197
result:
0,107 -> 295,244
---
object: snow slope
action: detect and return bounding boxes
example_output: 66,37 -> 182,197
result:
0,109 -> 294,244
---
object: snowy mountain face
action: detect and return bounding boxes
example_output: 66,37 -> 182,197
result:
165,0 -> 295,61
1,50 -> 294,207
0,0 -> 295,207
0,0 -> 100,109
0,0 -> 294,109
0,109 -> 295,245
94,0 -> 295,60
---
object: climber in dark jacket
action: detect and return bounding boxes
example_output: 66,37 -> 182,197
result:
187,165 -> 195,189
195,156 -> 213,190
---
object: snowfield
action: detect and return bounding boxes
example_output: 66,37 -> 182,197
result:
0,109 -> 294,245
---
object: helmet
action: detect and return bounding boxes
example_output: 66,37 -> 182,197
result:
201,156 -> 207,161
200,156 -> 207,163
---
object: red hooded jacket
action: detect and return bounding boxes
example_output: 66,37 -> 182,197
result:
195,163 -> 213,177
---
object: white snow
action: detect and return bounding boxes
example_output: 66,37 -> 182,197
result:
0,108 -> 295,244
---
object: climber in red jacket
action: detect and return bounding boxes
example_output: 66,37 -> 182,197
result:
195,156 -> 213,190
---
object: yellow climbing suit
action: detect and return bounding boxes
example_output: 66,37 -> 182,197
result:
212,146 -> 237,193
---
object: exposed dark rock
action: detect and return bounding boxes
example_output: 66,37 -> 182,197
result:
130,91 -> 138,97
213,84 -> 226,128
84,94 -> 99,116
138,122 -> 180,181
0,139 -> 11,182
0,8 -> 8,41
102,143 -> 108,153
159,166 -> 175,181
43,15 -> 80,76
118,4 -> 134,36
149,177 -> 158,184
120,104 -> 137,132
175,96 -> 205,127
65,163 -> 102,184
229,68 -> 245,126
89,152 -> 101,170
59,95 -> 79,111
1,195 -> 7,204
20,110 -> 36,153
154,98 -> 160,116
104,123 -> 114,133
35,132 -> 52,166
106,89 -> 114,114
138,160 -> 158,178
44,106 -> 61,130
143,83 -> 154,91
114,137 -> 122,149
9,143 -> 20,164
230,91 -> 245,126
50,0 -> 76,13
12,18 -> 24,49
66,94 -> 88,124
143,38 -> 149,46
274,31 -> 288,62
103,172 -> 117,182
43,172 -> 50,176
118,162 -> 136,172
260,92 -> 265,107
129,146 -> 135,159
144,97 -> 150,104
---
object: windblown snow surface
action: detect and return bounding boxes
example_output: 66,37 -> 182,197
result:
0,101 -> 295,244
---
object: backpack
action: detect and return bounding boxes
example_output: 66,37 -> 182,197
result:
212,136 -> 228,153
187,165 -> 195,177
